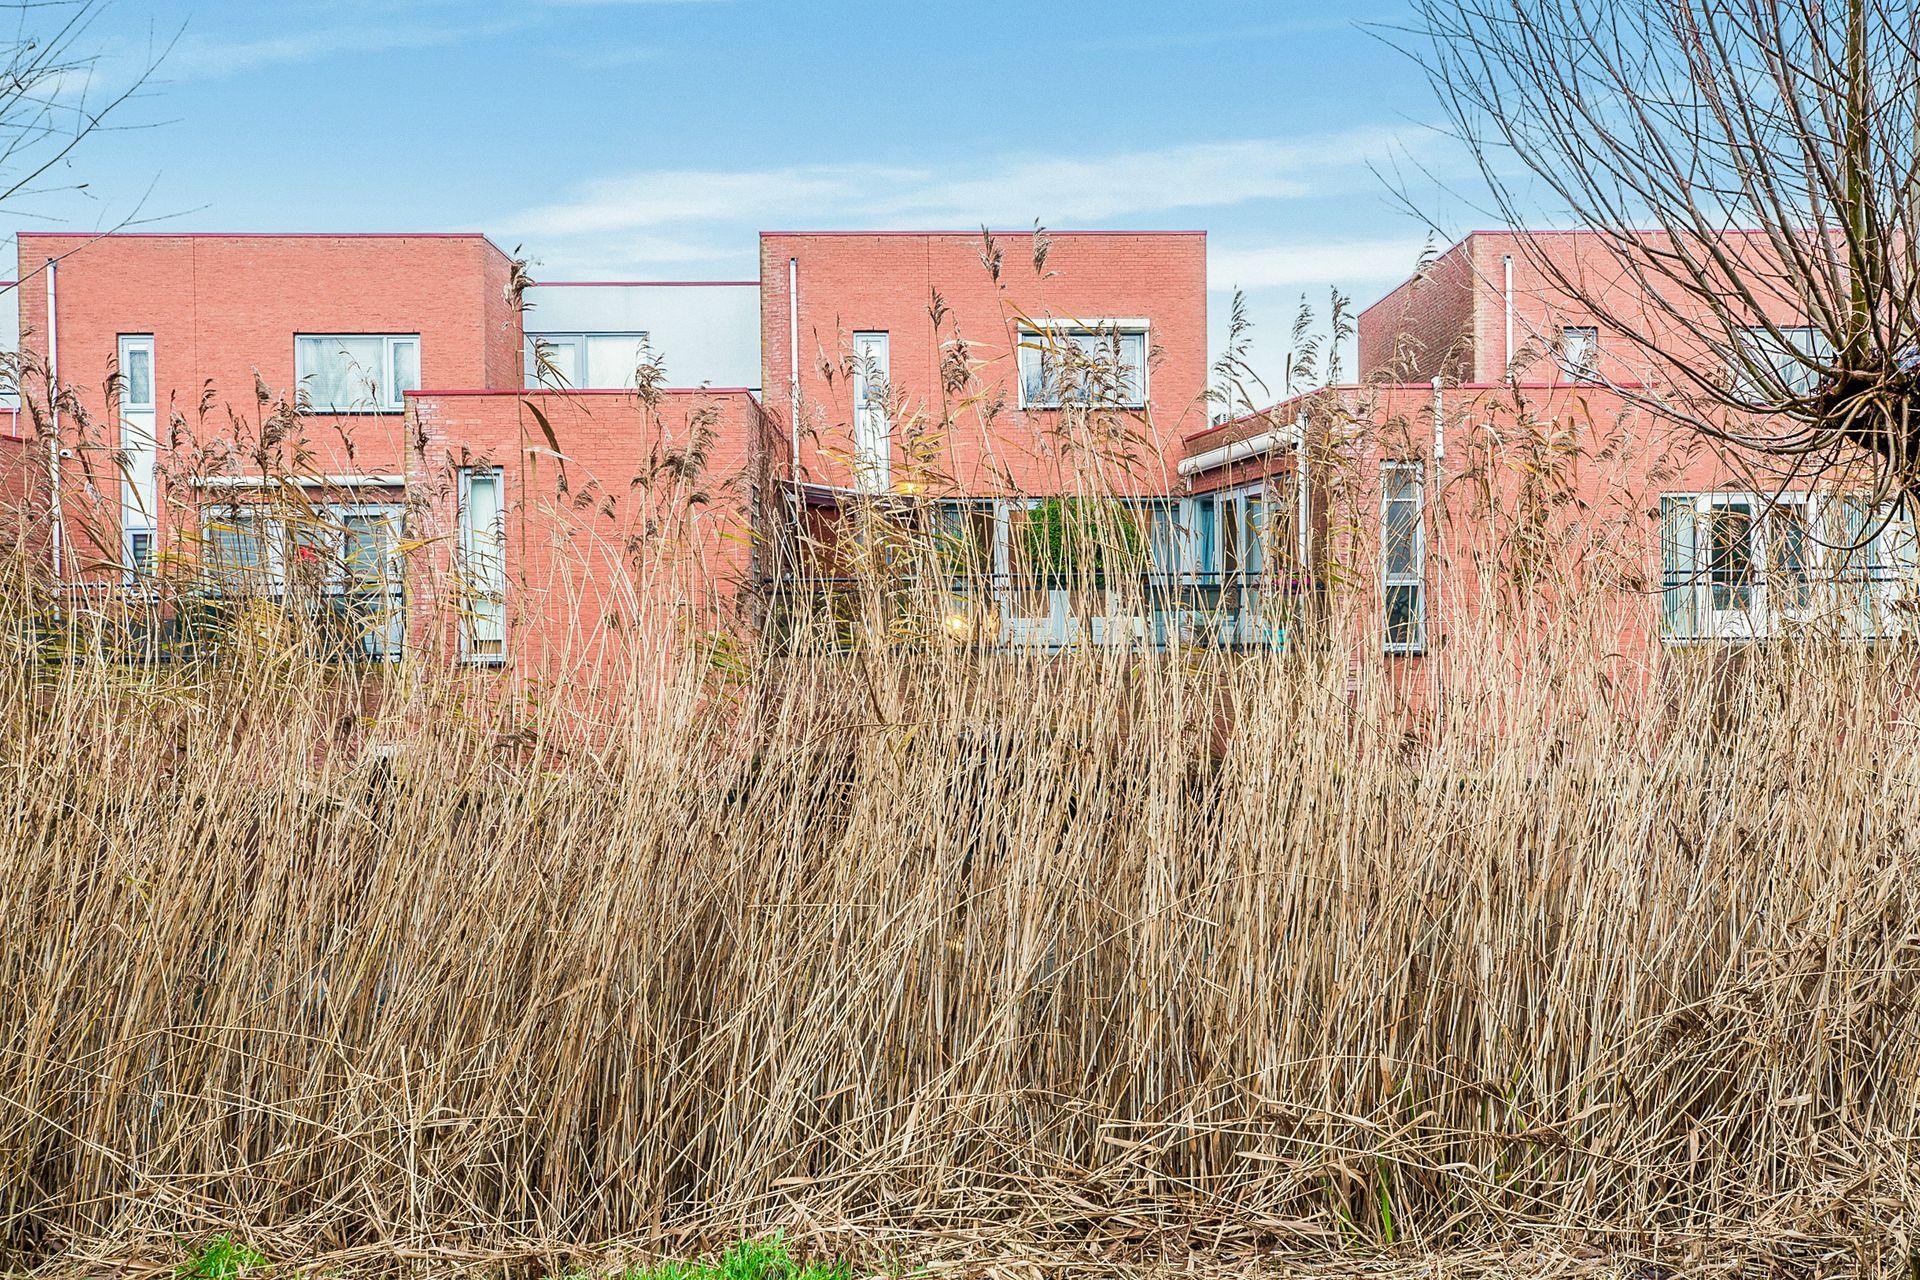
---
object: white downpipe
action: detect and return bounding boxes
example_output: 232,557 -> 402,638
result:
787,257 -> 800,484
1502,253 -> 1514,378
1430,378 -> 1444,675
45,259 -> 61,583
1293,408 -> 1309,579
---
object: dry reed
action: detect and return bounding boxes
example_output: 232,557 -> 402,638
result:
3,543 -> 1919,1279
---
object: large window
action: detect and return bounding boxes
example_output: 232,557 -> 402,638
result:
524,332 -> 651,390
198,501 -> 405,659
118,334 -> 157,581
851,331 -> 890,492
297,335 -> 420,412
1733,326 -> 1829,399
1017,323 -> 1148,409
458,468 -> 507,663
1661,491 -> 1916,640
1382,463 -> 1426,654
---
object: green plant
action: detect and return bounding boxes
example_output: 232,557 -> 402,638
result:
620,1237 -> 849,1280
176,1236 -> 267,1279
1018,495 -> 1145,581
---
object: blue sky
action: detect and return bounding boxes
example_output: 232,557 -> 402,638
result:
10,0 -> 1487,394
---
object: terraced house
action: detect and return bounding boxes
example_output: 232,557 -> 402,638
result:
2,225 -> 1907,670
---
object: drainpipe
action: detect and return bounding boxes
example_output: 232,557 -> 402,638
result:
1430,377 -> 1444,686
1502,253 -> 1514,379
787,257 -> 801,486
1294,407 -> 1309,585
786,255 -> 801,577
45,259 -> 62,584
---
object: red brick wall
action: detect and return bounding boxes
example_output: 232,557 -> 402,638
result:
760,231 -> 1209,498
0,411 -> 44,561
15,233 -> 520,575
1357,230 -> 1809,388
404,389 -> 768,673
1357,238 -> 1477,383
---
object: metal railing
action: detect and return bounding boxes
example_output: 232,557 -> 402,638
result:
759,571 -> 1308,650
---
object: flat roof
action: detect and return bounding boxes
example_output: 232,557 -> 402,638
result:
759,229 -> 1207,238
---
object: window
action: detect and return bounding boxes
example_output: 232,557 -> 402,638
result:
1147,501 -> 1192,584
1018,323 -> 1148,408
851,331 -> 890,492
118,334 -> 157,582
126,529 -> 155,579
1660,491 -> 1917,640
458,468 -> 507,663
296,335 -> 420,412
1382,463 -> 1425,654
1733,326 -> 1828,399
203,506 -> 283,589
933,500 -> 996,580
1558,326 -> 1599,382
523,332 -> 651,390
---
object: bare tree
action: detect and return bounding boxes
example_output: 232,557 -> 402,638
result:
1411,0 -> 1920,497
1,1 -> 167,276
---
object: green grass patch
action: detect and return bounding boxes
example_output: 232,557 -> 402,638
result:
616,1237 -> 850,1280
176,1235 -> 268,1278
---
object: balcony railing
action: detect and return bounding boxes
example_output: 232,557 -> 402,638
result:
762,571 -> 1305,650
23,582 -> 404,664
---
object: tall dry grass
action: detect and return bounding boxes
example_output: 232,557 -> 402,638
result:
3,547 -> 1920,1277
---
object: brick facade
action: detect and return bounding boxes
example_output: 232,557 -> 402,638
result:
15,233 -> 522,576
403,389 -> 770,671
761,231 -> 1209,498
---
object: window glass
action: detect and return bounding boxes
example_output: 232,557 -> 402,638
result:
1659,496 -> 1699,638
1559,326 -> 1598,381
527,336 -> 582,389
1019,325 -> 1148,407
1385,585 -> 1423,650
390,338 -> 420,400
1707,501 -> 1756,611
1735,326 -> 1828,398
123,344 -> 154,407
524,333 -> 649,390
341,512 -> 397,592
126,529 -> 154,577
1382,464 -> 1425,653
585,334 -> 647,390
460,470 -> 507,660
298,335 -> 414,411
1772,501 -> 1813,613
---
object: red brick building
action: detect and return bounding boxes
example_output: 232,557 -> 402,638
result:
1181,230 -> 1914,669
7,227 -> 1215,662
9,223 -> 1894,670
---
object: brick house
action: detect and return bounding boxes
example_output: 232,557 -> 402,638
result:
8,224 -> 1896,669
7,227 -> 1218,662
1179,230 -> 1914,667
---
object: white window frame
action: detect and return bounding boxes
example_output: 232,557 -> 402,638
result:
1017,319 -> 1150,410
458,467 -> 508,664
1382,462 -> 1426,655
851,330 -> 890,493
1557,325 -> 1600,382
1659,490 -> 1917,642
523,331 -> 651,391
1732,325 -> 1829,399
296,334 -> 421,413
118,334 -> 157,581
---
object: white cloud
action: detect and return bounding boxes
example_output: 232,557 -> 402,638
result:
156,16 -> 532,80
504,129 -> 1412,248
